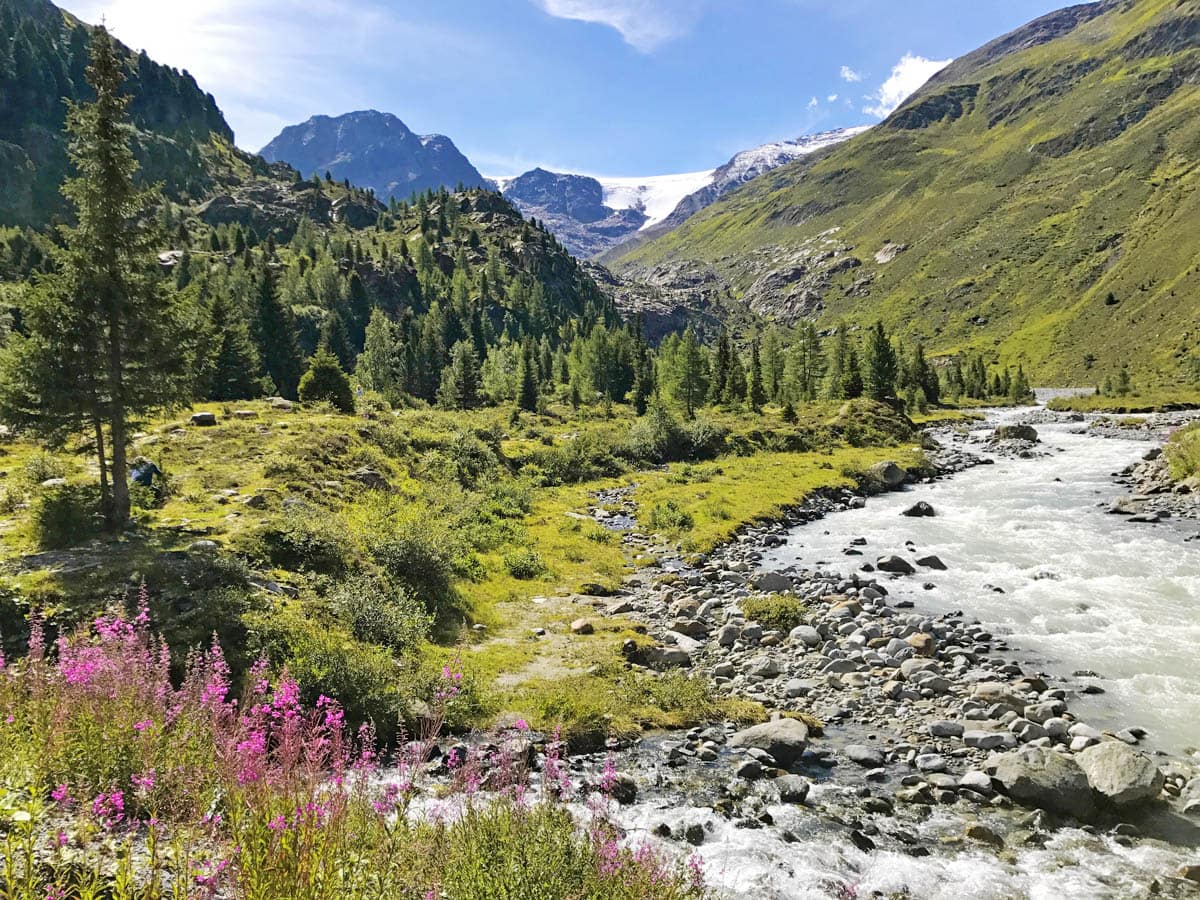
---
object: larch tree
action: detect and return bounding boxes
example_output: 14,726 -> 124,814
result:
0,27 -> 192,530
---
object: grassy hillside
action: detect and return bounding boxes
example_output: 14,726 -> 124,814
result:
612,0 -> 1200,386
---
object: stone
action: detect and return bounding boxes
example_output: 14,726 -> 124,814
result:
789,625 -> 822,648
868,461 -> 910,490
753,572 -> 794,593
877,556 -> 916,575
190,411 -> 218,427
993,425 -> 1039,443
775,774 -> 810,804
959,771 -> 994,795
965,824 -> 1005,848
609,775 -> 637,805
905,632 -> 936,657
915,555 -> 948,571
784,679 -> 814,698
716,624 -> 740,647
348,467 -> 389,490
929,720 -> 964,738
728,719 -> 809,767
570,619 -> 594,635
965,730 -> 1018,751
916,754 -> 949,773
991,747 -> 1097,821
269,397 -> 294,411
1076,741 -> 1164,808
902,501 -> 936,518
747,656 -> 782,678
845,744 -> 886,768
971,682 -> 1025,713
735,759 -> 764,780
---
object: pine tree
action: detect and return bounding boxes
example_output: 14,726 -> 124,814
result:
0,27 -> 192,529
842,348 -> 864,399
517,340 -> 539,412
356,309 -> 406,402
252,262 -> 303,399
205,291 -> 263,401
675,328 -> 708,418
748,338 -> 766,412
320,309 -> 356,373
438,340 -> 481,410
709,330 -> 730,404
298,348 -> 355,413
724,351 -> 747,405
864,322 -> 898,403
825,326 -> 849,400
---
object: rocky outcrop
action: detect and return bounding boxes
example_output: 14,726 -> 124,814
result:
583,261 -> 744,343
502,170 -> 648,259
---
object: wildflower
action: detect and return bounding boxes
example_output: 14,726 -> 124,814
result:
687,854 -> 706,890
600,753 -> 617,795
91,791 -> 125,830
50,784 -> 71,805
267,815 -> 287,832
133,719 -> 154,732
131,770 -> 156,792
513,718 -> 529,731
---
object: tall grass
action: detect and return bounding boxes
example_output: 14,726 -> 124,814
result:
0,592 -> 705,899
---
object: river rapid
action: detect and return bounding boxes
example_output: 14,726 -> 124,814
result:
596,407 -> 1200,899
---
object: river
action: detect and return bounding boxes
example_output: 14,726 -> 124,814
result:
601,407 -> 1200,899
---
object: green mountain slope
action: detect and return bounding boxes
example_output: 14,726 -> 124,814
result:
0,0 -> 263,226
611,0 -> 1200,385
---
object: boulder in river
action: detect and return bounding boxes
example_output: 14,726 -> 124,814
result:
728,719 -> 809,767
876,555 -> 915,575
915,555 -> 947,570
902,501 -> 936,518
1076,741 -> 1164,808
989,746 -> 1097,821
867,461 -> 910,490
992,424 -> 1039,443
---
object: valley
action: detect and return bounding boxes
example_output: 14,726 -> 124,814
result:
0,0 -> 1197,896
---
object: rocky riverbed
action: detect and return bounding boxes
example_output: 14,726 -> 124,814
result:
553,410 -> 1200,897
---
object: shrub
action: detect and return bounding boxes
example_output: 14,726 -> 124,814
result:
361,505 -> 459,618
531,434 -> 623,485
1166,422 -> 1200,481
22,450 -> 70,485
240,507 -> 358,574
681,415 -> 729,459
298,348 -> 355,413
326,575 -> 430,656
742,593 -> 809,633
32,483 -> 104,549
503,547 -> 546,580
647,500 -> 694,533
622,400 -> 686,463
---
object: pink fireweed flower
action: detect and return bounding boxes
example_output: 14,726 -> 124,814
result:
513,718 -> 529,731
133,719 -> 154,732
267,815 -> 287,832
54,831 -> 69,848
91,791 -> 125,830
600,753 -> 617,795
131,770 -> 156,792
199,637 -> 230,708
50,784 -> 71,805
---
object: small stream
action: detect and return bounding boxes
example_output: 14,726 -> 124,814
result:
597,406 -> 1200,899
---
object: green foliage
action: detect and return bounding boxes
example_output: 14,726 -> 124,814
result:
503,547 -> 547,580
1165,422 -> 1200,482
529,435 -> 624,486
298,348 -> 355,413
742,594 -> 809,633
326,575 -> 431,657
647,500 -> 694,533
31,483 -> 103,550
240,506 -> 358,574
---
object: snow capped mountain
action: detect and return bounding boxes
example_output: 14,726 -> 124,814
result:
493,126 -> 869,258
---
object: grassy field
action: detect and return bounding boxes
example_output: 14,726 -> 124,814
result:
1046,389 -> 1200,414
0,395 -> 928,746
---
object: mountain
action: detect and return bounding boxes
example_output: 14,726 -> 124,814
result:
259,111 -> 487,201
495,129 -> 865,259
0,0 -> 245,226
610,0 -> 1200,384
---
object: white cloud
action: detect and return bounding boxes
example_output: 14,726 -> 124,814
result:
808,96 -> 819,109
60,0 -> 495,150
535,0 -> 705,51
839,65 -> 862,83
863,53 -> 951,119
826,93 -> 838,102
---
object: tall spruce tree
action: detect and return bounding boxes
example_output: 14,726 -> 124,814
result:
748,338 -> 766,412
0,27 -> 192,529
675,328 -> 708,418
253,261 -> 303,399
864,322 -> 899,403
438,340 -> 481,410
205,291 -> 263,401
517,340 -> 539,412
709,330 -> 731,404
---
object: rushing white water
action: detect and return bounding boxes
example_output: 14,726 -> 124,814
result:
601,411 -> 1200,899
762,411 -> 1200,757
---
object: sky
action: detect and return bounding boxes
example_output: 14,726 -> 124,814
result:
62,0 -> 1066,177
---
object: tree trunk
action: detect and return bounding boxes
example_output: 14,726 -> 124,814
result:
109,410 -> 129,531
93,415 -> 111,521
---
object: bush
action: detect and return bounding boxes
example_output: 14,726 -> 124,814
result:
1166,422 -> 1200,481
681,415 -> 729,459
326,575 -> 430,656
531,434 -> 623,485
622,400 -> 686,463
240,507 -> 358,574
22,450 -> 70,485
647,500 -> 694,533
742,594 -> 809,633
32,483 -> 104,549
298,348 -> 355,413
362,507 -> 459,617
503,547 -> 546,580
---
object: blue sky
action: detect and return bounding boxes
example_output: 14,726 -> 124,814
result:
64,0 -> 1065,176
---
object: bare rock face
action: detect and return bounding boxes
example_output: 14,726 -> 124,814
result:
739,234 -> 863,323
1076,741 -> 1164,808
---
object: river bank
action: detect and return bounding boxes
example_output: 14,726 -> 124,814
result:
554,406 -> 1200,898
